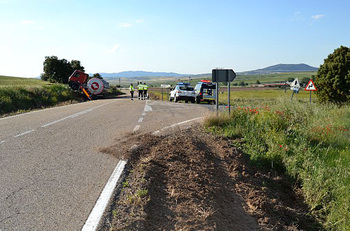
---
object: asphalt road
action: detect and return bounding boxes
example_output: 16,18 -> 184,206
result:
0,96 -> 212,230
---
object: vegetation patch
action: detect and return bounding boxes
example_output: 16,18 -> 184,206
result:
204,100 -> 350,230
0,84 -> 79,115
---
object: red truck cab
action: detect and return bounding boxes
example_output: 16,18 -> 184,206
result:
68,70 -> 88,85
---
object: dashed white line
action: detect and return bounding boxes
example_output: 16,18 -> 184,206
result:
0,140 -> 5,145
138,117 -> 144,123
81,160 -> 127,231
41,102 -> 110,128
13,129 -> 35,138
133,125 -> 140,132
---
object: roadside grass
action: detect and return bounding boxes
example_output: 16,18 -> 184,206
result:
0,84 -> 77,115
0,76 -> 79,115
204,100 -> 349,230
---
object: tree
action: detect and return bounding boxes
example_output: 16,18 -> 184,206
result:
70,60 -> 85,72
301,77 -> 310,87
315,46 -> 350,104
92,73 -> 103,79
41,56 -> 85,84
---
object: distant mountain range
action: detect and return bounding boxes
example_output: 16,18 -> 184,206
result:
96,63 -> 318,78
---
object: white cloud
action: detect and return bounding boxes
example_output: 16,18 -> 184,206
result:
292,11 -> 304,21
106,44 -> 121,53
136,19 -> 145,23
311,14 -> 325,21
118,22 -> 131,28
20,20 -> 35,24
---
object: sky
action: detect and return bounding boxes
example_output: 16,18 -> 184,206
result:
0,0 -> 349,77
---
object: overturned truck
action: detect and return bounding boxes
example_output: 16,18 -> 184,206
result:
68,70 -> 109,100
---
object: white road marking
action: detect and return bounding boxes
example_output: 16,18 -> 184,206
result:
13,129 -> 35,138
144,104 -> 152,112
142,112 -> 146,116
152,117 -> 203,135
0,140 -> 5,145
138,117 -> 143,123
81,160 -> 127,231
133,125 -> 140,132
41,102 -> 111,128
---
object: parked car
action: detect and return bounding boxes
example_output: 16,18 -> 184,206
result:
169,83 -> 196,103
194,80 -> 216,104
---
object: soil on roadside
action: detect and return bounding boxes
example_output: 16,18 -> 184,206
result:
99,126 -> 322,231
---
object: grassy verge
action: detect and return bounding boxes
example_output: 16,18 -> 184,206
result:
204,100 -> 349,230
0,84 -> 78,115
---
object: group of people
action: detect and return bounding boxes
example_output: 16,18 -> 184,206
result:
129,82 -> 149,100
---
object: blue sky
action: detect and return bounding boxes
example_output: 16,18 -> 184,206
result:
0,0 -> 349,77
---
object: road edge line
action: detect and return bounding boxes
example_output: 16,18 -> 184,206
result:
81,160 -> 127,231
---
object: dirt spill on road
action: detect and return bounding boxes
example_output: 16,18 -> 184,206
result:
100,127 -> 321,230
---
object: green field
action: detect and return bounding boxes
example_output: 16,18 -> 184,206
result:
149,87 -> 318,104
0,75 -> 51,88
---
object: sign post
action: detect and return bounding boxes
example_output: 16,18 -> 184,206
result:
212,69 -> 236,114
304,79 -> 317,103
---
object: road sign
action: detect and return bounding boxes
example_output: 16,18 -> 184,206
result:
290,78 -> 300,89
212,69 -> 236,82
304,79 -> 317,91
88,78 -> 104,95
161,84 -> 171,88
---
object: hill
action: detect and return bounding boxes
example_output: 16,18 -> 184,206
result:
98,63 -> 318,79
240,63 -> 318,75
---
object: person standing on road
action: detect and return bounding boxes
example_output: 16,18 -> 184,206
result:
143,82 -> 148,100
129,83 -> 135,100
137,82 -> 144,100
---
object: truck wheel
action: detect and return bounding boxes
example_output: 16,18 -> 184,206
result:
185,100 -> 188,103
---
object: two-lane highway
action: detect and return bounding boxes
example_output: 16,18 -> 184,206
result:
0,98 -> 212,230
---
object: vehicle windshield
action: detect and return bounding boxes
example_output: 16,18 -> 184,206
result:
179,85 -> 194,91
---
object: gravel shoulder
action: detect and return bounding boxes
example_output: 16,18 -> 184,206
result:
99,126 -> 322,230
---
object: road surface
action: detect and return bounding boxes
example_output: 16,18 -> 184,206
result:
0,97 -> 212,230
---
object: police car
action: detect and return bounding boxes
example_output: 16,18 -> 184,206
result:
169,82 -> 196,103
194,80 -> 216,104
